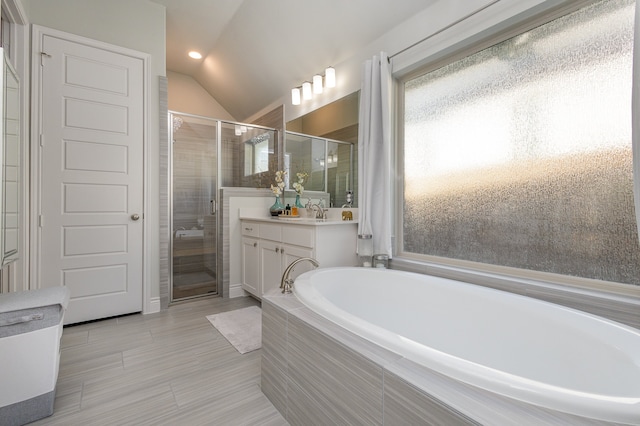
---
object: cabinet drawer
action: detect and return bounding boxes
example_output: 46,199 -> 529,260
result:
241,222 -> 260,238
283,226 -> 314,248
260,223 -> 282,241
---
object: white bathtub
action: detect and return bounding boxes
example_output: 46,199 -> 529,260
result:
293,267 -> 640,424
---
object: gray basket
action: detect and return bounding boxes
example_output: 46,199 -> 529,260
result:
0,287 -> 69,426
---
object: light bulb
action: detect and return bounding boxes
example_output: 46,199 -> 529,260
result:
313,74 -> 323,94
291,88 -> 301,105
325,67 -> 336,88
302,81 -> 312,100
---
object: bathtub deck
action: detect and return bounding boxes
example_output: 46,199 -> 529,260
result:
262,291 -> 626,425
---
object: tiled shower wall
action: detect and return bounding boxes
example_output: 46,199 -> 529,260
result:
159,77 -> 170,309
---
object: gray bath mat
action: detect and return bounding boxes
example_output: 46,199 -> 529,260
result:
206,306 -> 262,354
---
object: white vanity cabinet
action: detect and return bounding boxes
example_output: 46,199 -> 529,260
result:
241,225 -> 260,295
241,219 -> 357,298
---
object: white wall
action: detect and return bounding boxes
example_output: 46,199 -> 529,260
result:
22,0 -> 165,68
22,0 -> 165,301
167,70 -> 235,120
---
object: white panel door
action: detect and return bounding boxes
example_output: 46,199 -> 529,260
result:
37,33 -> 144,324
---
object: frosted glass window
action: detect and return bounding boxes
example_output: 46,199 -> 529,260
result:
402,0 -> 640,285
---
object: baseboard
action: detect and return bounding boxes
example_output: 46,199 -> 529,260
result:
144,297 -> 161,314
229,283 -> 247,298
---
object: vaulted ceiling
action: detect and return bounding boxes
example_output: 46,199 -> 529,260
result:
148,0 -> 433,120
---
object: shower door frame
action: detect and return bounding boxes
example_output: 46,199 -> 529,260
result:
168,113 -> 281,302
169,111 -> 221,302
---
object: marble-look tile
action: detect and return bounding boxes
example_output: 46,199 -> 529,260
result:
525,286 -> 640,329
33,296 -> 286,425
263,291 -> 628,425
261,300 -> 289,416
383,370 -> 479,426
262,299 -> 289,372
286,314 -> 383,425
159,76 -> 170,309
288,304 -> 402,369
260,355 -> 288,417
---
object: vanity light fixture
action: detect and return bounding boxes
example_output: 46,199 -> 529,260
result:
291,87 -> 301,105
302,81 -> 313,100
313,74 -> 323,94
325,66 -> 336,88
188,51 -> 202,59
291,66 -> 337,104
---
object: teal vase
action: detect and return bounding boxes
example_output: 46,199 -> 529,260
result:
294,194 -> 304,209
270,195 -> 285,216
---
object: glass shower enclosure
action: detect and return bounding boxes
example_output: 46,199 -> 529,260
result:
169,113 -> 279,302
170,113 -> 218,301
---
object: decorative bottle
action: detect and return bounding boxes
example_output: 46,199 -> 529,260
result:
270,196 -> 285,216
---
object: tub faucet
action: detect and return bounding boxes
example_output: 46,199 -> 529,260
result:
280,257 -> 319,293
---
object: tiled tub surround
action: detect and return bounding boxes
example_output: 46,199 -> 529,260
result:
261,285 -> 640,425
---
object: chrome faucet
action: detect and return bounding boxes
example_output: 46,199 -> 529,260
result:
308,203 -> 328,219
280,257 -> 319,293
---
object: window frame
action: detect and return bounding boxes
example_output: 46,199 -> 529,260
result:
394,0 -> 640,297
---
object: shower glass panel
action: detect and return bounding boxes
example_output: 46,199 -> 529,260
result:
220,121 -> 277,188
170,113 -> 218,301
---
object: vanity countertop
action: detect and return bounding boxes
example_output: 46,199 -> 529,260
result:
239,207 -> 358,226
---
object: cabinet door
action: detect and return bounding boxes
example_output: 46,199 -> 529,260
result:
282,244 -> 315,285
260,240 -> 283,296
241,237 -> 260,296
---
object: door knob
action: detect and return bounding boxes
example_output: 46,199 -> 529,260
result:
131,213 -> 140,221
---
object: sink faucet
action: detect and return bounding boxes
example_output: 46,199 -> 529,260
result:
280,257 -> 319,293
309,203 -> 327,219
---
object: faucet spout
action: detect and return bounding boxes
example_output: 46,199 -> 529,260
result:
280,257 -> 319,293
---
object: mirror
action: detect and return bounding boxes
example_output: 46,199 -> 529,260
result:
326,140 -> 354,208
284,132 -> 326,192
2,53 -> 19,264
287,92 -> 359,206
284,132 -> 355,208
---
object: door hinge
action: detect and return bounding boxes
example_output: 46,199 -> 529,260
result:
39,133 -> 44,147
38,215 -> 44,227
40,52 -> 51,66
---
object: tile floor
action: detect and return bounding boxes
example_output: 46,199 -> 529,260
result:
31,296 -> 288,425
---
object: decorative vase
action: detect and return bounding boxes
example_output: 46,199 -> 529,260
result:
270,195 -> 285,216
294,194 -> 304,209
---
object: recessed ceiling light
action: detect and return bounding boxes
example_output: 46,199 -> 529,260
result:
188,51 -> 202,59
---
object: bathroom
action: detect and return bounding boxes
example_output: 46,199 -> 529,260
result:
3,0 -> 640,423
145,0 -> 640,421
